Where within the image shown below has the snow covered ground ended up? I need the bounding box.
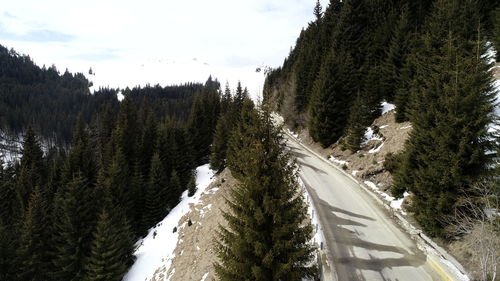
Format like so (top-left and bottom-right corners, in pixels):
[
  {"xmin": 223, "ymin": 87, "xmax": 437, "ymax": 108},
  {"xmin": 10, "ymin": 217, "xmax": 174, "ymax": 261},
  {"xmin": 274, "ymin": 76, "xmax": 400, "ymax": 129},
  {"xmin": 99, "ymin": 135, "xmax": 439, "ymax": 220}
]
[{"xmin": 123, "ymin": 164, "xmax": 216, "ymax": 281}]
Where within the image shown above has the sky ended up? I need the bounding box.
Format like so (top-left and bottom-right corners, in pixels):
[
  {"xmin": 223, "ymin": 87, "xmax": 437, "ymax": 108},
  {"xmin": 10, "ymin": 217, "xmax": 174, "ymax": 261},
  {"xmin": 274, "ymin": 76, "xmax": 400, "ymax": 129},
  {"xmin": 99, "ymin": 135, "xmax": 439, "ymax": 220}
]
[{"xmin": 0, "ymin": 0, "xmax": 328, "ymax": 100}]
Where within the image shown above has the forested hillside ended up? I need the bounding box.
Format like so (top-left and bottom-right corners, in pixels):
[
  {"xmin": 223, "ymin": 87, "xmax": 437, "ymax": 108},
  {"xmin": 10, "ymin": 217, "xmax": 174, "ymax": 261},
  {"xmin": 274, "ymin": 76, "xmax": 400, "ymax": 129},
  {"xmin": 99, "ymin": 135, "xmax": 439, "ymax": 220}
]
[
  {"xmin": 0, "ymin": 45, "xmax": 219, "ymax": 147},
  {"xmin": 264, "ymin": 0, "xmax": 499, "ymax": 237},
  {"xmin": 0, "ymin": 47, "xmax": 226, "ymax": 279}
]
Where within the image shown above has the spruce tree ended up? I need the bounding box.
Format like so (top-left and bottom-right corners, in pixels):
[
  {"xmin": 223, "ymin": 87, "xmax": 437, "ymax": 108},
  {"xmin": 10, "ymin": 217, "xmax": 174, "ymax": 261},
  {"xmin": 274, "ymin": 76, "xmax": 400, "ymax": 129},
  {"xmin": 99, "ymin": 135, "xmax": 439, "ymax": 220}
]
[
  {"xmin": 139, "ymin": 110, "xmax": 158, "ymax": 177},
  {"xmin": 226, "ymin": 98, "xmax": 258, "ymax": 180},
  {"xmin": 187, "ymin": 171, "xmax": 197, "ymax": 197},
  {"xmin": 313, "ymin": 0, "xmax": 323, "ymax": 20},
  {"xmin": 393, "ymin": 31, "xmax": 496, "ymax": 236},
  {"xmin": 17, "ymin": 126, "xmax": 46, "ymax": 209},
  {"xmin": 17, "ymin": 187, "xmax": 50, "ymax": 281},
  {"xmin": 130, "ymin": 161, "xmax": 146, "ymax": 237},
  {"xmin": 50, "ymin": 175, "xmax": 95, "ymax": 281},
  {"xmin": 210, "ymin": 113, "xmax": 231, "ymax": 172},
  {"xmin": 0, "ymin": 220, "xmax": 15, "ymax": 281},
  {"xmin": 215, "ymin": 108, "xmax": 316, "ymax": 281},
  {"xmin": 107, "ymin": 148, "xmax": 134, "ymax": 226},
  {"xmin": 380, "ymin": 6, "xmax": 412, "ymax": 102},
  {"xmin": 168, "ymin": 170, "xmax": 182, "ymax": 209},
  {"xmin": 172, "ymin": 127, "xmax": 195, "ymax": 187},
  {"xmin": 343, "ymin": 93, "xmax": 370, "ymax": 152},
  {"xmin": 143, "ymin": 153, "xmax": 166, "ymax": 230},
  {"xmin": 493, "ymin": 6, "xmax": 500, "ymax": 61},
  {"xmin": 62, "ymin": 116, "xmax": 97, "ymax": 185},
  {"xmin": 188, "ymin": 90, "xmax": 220, "ymax": 165},
  {"xmin": 114, "ymin": 97, "xmax": 138, "ymax": 168},
  {"xmin": 0, "ymin": 175, "xmax": 21, "ymax": 226},
  {"xmin": 308, "ymin": 50, "xmax": 356, "ymax": 147},
  {"xmin": 84, "ymin": 210, "xmax": 128, "ymax": 281}
]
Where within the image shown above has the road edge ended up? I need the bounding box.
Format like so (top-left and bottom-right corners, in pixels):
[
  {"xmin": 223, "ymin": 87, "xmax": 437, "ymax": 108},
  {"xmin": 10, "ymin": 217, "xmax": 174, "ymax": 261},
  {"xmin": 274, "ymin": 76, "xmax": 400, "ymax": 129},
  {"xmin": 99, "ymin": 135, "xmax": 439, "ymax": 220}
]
[{"xmin": 284, "ymin": 131, "xmax": 470, "ymax": 281}]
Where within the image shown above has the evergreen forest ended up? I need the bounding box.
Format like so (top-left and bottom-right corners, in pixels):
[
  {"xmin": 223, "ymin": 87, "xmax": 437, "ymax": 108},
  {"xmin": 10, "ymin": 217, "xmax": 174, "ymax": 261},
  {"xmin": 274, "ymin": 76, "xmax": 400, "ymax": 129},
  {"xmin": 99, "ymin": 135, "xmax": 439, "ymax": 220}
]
[
  {"xmin": 0, "ymin": 47, "xmax": 227, "ymax": 280},
  {"xmin": 264, "ymin": 0, "xmax": 499, "ymax": 237}
]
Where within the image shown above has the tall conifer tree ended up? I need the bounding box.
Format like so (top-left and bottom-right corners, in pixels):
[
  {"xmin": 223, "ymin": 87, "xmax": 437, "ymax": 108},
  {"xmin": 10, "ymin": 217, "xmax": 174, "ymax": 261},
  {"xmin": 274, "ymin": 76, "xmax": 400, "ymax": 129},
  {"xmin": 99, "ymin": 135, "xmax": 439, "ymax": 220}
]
[
  {"xmin": 215, "ymin": 108, "xmax": 316, "ymax": 280},
  {"xmin": 17, "ymin": 188, "xmax": 50, "ymax": 281},
  {"xmin": 84, "ymin": 210, "xmax": 128, "ymax": 281},
  {"xmin": 393, "ymin": 1, "xmax": 496, "ymax": 235}
]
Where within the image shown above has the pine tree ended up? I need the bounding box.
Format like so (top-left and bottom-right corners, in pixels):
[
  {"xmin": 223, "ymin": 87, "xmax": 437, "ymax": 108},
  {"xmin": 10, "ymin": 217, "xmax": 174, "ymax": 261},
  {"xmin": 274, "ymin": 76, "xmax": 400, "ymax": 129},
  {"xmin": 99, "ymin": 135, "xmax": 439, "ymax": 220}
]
[
  {"xmin": 143, "ymin": 153, "xmax": 167, "ymax": 230},
  {"xmin": 84, "ymin": 210, "xmax": 128, "ymax": 281},
  {"xmin": 215, "ymin": 108, "xmax": 317, "ymax": 280},
  {"xmin": 17, "ymin": 188, "xmax": 50, "ymax": 281},
  {"xmin": 187, "ymin": 171, "xmax": 197, "ymax": 197},
  {"xmin": 393, "ymin": 30, "xmax": 496, "ymax": 236}
]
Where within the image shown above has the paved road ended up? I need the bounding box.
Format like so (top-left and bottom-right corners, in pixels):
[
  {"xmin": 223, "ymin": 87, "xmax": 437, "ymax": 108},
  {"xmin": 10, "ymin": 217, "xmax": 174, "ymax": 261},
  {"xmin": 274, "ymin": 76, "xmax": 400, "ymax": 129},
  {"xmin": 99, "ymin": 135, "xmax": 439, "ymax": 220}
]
[{"xmin": 286, "ymin": 137, "xmax": 443, "ymax": 281}]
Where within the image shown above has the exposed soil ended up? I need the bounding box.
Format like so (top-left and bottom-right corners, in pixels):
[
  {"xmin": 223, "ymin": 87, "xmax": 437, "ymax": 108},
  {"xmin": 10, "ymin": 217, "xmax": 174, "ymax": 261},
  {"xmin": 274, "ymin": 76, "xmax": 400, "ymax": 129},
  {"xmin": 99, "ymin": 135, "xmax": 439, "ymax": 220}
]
[
  {"xmin": 149, "ymin": 169, "xmax": 237, "ymax": 281},
  {"xmin": 296, "ymin": 110, "xmax": 411, "ymax": 194}
]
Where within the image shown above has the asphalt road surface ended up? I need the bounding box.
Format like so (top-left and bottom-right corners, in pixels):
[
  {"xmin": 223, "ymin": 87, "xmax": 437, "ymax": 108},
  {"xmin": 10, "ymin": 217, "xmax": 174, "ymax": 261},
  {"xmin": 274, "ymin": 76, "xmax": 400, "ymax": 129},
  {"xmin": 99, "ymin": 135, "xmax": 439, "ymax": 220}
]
[{"xmin": 286, "ymin": 137, "xmax": 443, "ymax": 281}]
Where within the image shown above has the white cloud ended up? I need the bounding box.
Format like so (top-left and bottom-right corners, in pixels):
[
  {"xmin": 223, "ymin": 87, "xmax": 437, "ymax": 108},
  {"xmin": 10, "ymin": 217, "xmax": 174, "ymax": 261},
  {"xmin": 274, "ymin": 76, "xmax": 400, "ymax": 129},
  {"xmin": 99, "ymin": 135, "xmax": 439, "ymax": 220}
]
[{"xmin": 0, "ymin": 0, "xmax": 329, "ymax": 98}]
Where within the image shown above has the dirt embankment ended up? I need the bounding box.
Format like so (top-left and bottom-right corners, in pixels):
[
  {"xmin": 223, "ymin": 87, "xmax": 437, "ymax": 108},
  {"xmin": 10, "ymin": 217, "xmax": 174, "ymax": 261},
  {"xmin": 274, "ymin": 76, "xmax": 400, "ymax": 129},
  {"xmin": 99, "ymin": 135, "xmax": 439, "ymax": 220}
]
[
  {"xmin": 150, "ymin": 168, "xmax": 237, "ymax": 281},
  {"xmin": 296, "ymin": 110, "xmax": 411, "ymax": 194}
]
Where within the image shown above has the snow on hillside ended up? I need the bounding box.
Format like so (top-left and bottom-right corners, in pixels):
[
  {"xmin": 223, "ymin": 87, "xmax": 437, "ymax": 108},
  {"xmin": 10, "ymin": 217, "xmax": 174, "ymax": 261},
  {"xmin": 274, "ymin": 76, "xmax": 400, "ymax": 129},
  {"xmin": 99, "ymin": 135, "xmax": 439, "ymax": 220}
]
[
  {"xmin": 0, "ymin": 132, "xmax": 23, "ymax": 165},
  {"xmin": 362, "ymin": 127, "xmax": 383, "ymax": 146},
  {"xmin": 123, "ymin": 164, "xmax": 215, "ymax": 281},
  {"xmin": 381, "ymin": 101, "xmax": 396, "ymax": 115},
  {"xmin": 87, "ymin": 58, "xmax": 266, "ymax": 101}
]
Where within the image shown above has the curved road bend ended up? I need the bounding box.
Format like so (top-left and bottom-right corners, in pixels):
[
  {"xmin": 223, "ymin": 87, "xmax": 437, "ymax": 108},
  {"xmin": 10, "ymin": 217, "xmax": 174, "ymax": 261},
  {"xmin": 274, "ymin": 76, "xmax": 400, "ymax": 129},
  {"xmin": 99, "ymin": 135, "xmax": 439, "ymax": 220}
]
[{"xmin": 286, "ymin": 137, "xmax": 443, "ymax": 281}]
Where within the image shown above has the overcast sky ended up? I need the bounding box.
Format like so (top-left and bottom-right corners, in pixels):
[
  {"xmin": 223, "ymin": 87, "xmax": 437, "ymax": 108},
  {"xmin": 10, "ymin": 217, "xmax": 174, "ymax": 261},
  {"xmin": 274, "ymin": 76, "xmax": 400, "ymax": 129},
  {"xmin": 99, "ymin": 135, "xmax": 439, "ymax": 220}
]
[{"xmin": 0, "ymin": 0, "xmax": 328, "ymax": 99}]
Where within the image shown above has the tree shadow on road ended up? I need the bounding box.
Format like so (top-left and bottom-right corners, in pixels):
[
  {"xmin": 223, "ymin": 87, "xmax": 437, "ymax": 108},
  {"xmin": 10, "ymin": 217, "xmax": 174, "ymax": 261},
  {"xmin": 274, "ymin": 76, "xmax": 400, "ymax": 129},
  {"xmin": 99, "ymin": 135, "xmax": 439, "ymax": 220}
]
[{"xmin": 306, "ymin": 184, "xmax": 427, "ymax": 281}]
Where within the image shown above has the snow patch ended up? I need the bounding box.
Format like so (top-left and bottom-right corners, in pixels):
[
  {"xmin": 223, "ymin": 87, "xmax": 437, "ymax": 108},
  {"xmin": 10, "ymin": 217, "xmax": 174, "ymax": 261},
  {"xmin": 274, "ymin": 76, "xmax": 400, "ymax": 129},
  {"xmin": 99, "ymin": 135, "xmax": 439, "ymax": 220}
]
[
  {"xmin": 368, "ymin": 142, "xmax": 384, "ymax": 154},
  {"xmin": 123, "ymin": 164, "xmax": 216, "ymax": 281},
  {"xmin": 379, "ymin": 125, "xmax": 388, "ymax": 129},
  {"xmin": 399, "ymin": 125, "xmax": 412, "ymax": 130},
  {"xmin": 286, "ymin": 128, "xmax": 299, "ymax": 139},
  {"xmin": 200, "ymin": 272, "xmax": 209, "ymax": 281},
  {"xmin": 440, "ymin": 258, "xmax": 470, "ymax": 281},
  {"xmin": 484, "ymin": 42, "xmax": 497, "ymax": 65},
  {"xmin": 329, "ymin": 156, "xmax": 348, "ymax": 166},
  {"xmin": 364, "ymin": 181, "xmax": 409, "ymax": 215},
  {"xmin": 362, "ymin": 127, "xmax": 383, "ymax": 146},
  {"xmin": 271, "ymin": 113, "xmax": 285, "ymax": 126},
  {"xmin": 351, "ymin": 170, "xmax": 360, "ymax": 176},
  {"xmin": 381, "ymin": 101, "xmax": 396, "ymax": 115}
]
